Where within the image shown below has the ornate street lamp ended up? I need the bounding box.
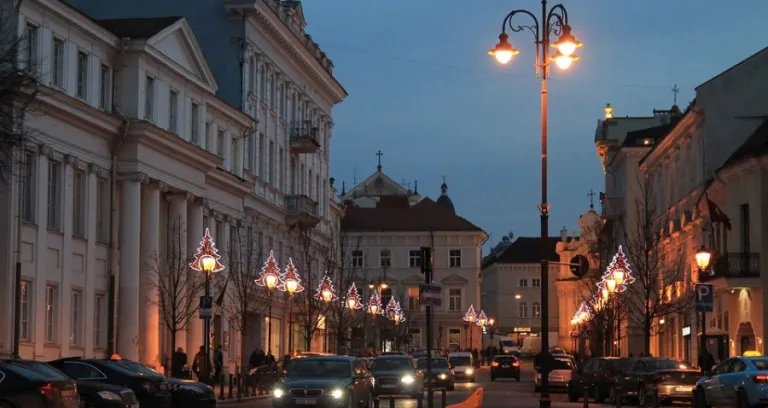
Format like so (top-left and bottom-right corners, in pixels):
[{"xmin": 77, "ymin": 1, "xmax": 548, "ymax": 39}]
[
  {"xmin": 346, "ymin": 283, "xmax": 363, "ymax": 311},
  {"xmin": 255, "ymin": 251, "xmax": 281, "ymax": 354},
  {"xmin": 488, "ymin": 3, "xmax": 581, "ymax": 405},
  {"xmin": 463, "ymin": 305, "xmax": 478, "ymax": 349},
  {"xmin": 315, "ymin": 275, "xmax": 336, "ymax": 353},
  {"xmin": 695, "ymin": 245, "xmax": 713, "ymax": 274},
  {"xmin": 278, "ymin": 258, "xmax": 304, "ymax": 353}
]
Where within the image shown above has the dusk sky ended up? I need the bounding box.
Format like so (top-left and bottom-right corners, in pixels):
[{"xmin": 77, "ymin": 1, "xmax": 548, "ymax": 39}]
[{"xmin": 302, "ymin": 1, "xmax": 768, "ymax": 250}]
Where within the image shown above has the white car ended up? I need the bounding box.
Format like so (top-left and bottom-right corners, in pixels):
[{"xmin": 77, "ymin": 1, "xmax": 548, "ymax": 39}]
[
  {"xmin": 535, "ymin": 357, "xmax": 574, "ymax": 392},
  {"xmin": 448, "ymin": 352, "xmax": 475, "ymax": 382}
]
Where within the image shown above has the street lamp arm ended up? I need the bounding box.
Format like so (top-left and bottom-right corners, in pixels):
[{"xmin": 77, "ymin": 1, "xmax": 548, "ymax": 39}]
[
  {"xmin": 501, "ymin": 9, "xmax": 541, "ymax": 42},
  {"xmin": 545, "ymin": 4, "xmax": 569, "ymax": 38}
]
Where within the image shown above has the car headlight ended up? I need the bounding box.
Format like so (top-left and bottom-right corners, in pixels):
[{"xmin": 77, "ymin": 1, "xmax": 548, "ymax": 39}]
[
  {"xmin": 401, "ymin": 375, "xmax": 415, "ymax": 384},
  {"xmin": 97, "ymin": 391, "xmax": 122, "ymax": 401},
  {"xmin": 330, "ymin": 389, "xmax": 344, "ymax": 399},
  {"xmin": 439, "ymin": 374, "xmax": 447, "ymax": 380},
  {"xmin": 466, "ymin": 368, "xmax": 474, "ymax": 375},
  {"xmin": 273, "ymin": 388, "xmax": 285, "ymax": 398}
]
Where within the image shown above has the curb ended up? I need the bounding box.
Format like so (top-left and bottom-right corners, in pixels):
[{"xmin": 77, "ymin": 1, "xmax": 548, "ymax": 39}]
[{"xmin": 217, "ymin": 395, "xmax": 270, "ymax": 405}]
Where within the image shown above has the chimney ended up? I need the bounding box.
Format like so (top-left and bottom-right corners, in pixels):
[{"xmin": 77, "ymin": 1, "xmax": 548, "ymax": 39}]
[{"xmin": 560, "ymin": 226, "xmax": 568, "ymax": 241}]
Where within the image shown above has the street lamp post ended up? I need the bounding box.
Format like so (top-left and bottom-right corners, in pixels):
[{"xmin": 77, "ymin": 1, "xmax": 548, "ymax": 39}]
[
  {"xmin": 190, "ymin": 229, "xmax": 225, "ymax": 384},
  {"xmin": 255, "ymin": 251, "xmax": 281, "ymax": 354},
  {"xmin": 488, "ymin": 4, "xmax": 581, "ymax": 407},
  {"xmin": 463, "ymin": 305, "xmax": 478, "ymax": 349},
  {"xmin": 476, "ymin": 310, "xmax": 488, "ymax": 360},
  {"xmin": 278, "ymin": 259, "xmax": 304, "ymax": 356},
  {"xmin": 315, "ymin": 274, "xmax": 337, "ymax": 353},
  {"xmin": 695, "ymin": 246, "xmax": 713, "ymax": 357}
]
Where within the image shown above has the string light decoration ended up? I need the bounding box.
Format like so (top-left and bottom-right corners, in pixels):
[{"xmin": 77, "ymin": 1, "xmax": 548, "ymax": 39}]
[
  {"xmin": 345, "ymin": 282, "xmax": 363, "ymax": 311},
  {"xmin": 397, "ymin": 307, "xmax": 406, "ymax": 323},
  {"xmin": 476, "ymin": 310, "xmax": 488, "ymax": 327},
  {"xmin": 255, "ymin": 250, "xmax": 281, "ymax": 290},
  {"xmin": 385, "ymin": 296, "xmax": 399, "ymax": 319},
  {"xmin": 189, "ymin": 228, "xmax": 226, "ymax": 273},
  {"xmin": 392, "ymin": 301, "xmax": 405, "ymax": 325},
  {"xmin": 603, "ymin": 245, "xmax": 635, "ymax": 290},
  {"xmin": 314, "ymin": 274, "xmax": 337, "ymax": 303},
  {"xmin": 463, "ymin": 305, "xmax": 478, "ymax": 323},
  {"xmin": 570, "ymin": 301, "xmax": 592, "ymax": 325},
  {"xmin": 277, "ymin": 258, "xmax": 305, "ymax": 295},
  {"xmin": 367, "ymin": 291, "xmax": 383, "ymax": 316}
]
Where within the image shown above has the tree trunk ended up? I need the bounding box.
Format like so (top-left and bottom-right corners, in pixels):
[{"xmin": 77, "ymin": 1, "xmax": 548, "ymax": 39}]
[
  {"xmin": 240, "ymin": 314, "xmax": 249, "ymax": 377},
  {"xmin": 304, "ymin": 330, "xmax": 311, "ymax": 352},
  {"xmin": 170, "ymin": 330, "xmax": 177, "ymax": 377},
  {"xmin": 336, "ymin": 313, "xmax": 344, "ymax": 354},
  {"xmin": 644, "ymin": 317, "xmax": 652, "ymax": 355}
]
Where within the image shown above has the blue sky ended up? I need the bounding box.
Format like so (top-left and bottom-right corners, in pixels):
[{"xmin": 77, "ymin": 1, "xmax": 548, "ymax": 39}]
[{"xmin": 301, "ymin": 0, "xmax": 768, "ymax": 250}]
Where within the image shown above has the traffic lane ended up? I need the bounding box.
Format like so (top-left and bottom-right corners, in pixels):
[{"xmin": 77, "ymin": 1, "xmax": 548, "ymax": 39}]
[{"xmin": 483, "ymin": 359, "xmax": 580, "ymax": 408}]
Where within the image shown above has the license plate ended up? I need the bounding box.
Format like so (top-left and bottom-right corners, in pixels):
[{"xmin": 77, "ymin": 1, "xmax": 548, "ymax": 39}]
[
  {"xmin": 60, "ymin": 390, "xmax": 74, "ymax": 397},
  {"xmin": 501, "ymin": 364, "xmax": 510, "ymax": 367},
  {"xmin": 381, "ymin": 384, "xmax": 397, "ymax": 389},
  {"xmin": 675, "ymin": 386, "xmax": 693, "ymax": 393},
  {"xmin": 550, "ymin": 377, "xmax": 563, "ymax": 382},
  {"xmin": 296, "ymin": 398, "xmax": 317, "ymax": 405}
]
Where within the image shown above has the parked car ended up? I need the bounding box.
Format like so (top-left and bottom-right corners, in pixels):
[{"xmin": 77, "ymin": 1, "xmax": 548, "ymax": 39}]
[
  {"xmin": 416, "ymin": 357, "xmax": 454, "ymax": 391},
  {"xmin": 694, "ymin": 356, "xmax": 768, "ymax": 408},
  {"xmin": 0, "ymin": 360, "xmax": 79, "ymax": 408},
  {"xmin": 272, "ymin": 356, "xmax": 373, "ymax": 408},
  {"xmin": 370, "ymin": 355, "xmax": 423, "ymax": 398},
  {"xmin": 49, "ymin": 357, "xmax": 172, "ymax": 408},
  {"xmin": 166, "ymin": 378, "xmax": 217, "ymax": 408},
  {"xmin": 613, "ymin": 358, "xmax": 700, "ymax": 406},
  {"xmin": 490, "ymin": 355, "xmax": 521, "ymax": 382},
  {"xmin": 535, "ymin": 357, "xmax": 574, "ymax": 392},
  {"xmin": 447, "ymin": 352, "xmax": 475, "ymax": 383},
  {"xmin": 567, "ymin": 357, "xmax": 633, "ymax": 403}
]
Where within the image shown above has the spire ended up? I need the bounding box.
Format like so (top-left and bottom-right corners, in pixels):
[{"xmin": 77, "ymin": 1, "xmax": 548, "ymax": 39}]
[
  {"xmin": 440, "ymin": 175, "xmax": 448, "ymax": 195},
  {"xmin": 414, "ymin": 180, "xmax": 418, "ymax": 195},
  {"xmin": 340, "ymin": 181, "xmax": 346, "ymax": 196},
  {"xmin": 588, "ymin": 189, "xmax": 596, "ymax": 210},
  {"xmin": 376, "ymin": 150, "xmax": 383, "ymax": 172}
]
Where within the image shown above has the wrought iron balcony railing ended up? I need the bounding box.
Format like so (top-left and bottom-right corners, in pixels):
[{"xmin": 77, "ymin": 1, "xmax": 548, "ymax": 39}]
[{"xmin": 700, "ymin": 252, "xmax": 760, "ymax": 282}]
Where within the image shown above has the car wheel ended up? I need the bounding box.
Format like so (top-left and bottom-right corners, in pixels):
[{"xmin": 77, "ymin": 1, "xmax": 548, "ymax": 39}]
[{"xmin": 638, "ymin": 386, "xmax": 648, "ymax": 407}]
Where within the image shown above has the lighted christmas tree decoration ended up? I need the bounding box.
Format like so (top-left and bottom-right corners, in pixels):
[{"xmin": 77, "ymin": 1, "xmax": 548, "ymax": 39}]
[
  {"xmin": 463, "ymin": 304, "xmax": 478, "ymax": 323},
  {"xmin": 255, "ymin": 250, "xmax": 281, "ymax": 290},
  {"xmin": 476, "ymin": 310, "xmax": 488, "ymax": 327},
  {"xmin": 345, "ymin": 282, "xmax": 363, "ymax": 311},
  {"xmin": 571, "ymin": 301, "xmax": 592, "ymax": 325},
  {"xmin": 385, "ymin": 296, "xmax": 399, "ymax": 319},
  {"xmin": 606, "ymin": 245, "xmax": 635, "ymax": 289},
  {"xmin": 190, "ymin": 228, "xmax": 226, "ymax": 273},
  {"xmin": 278, "ymin": 258, "xmax": 305, "ymax": 296},
  {"xmin": 392, "ymin": 302, "xmax": 404, "ymax": 325},
  {"xmin": 367, "ymin": 292, "xmax": 383, "ymax": 316},
  {"xmin": 314, "ymin": 274, "xmax": 337, "ymax": 303},
  {"xmin": 397, "ymin": 307, "xmax": 406, "ymax": 324}
]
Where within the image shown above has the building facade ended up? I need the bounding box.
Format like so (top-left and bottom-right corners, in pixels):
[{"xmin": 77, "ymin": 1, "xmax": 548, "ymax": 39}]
[
  {"xmin": 339, "ymin": 168, "xmax": 487, "ymax": 352},
  {"xmin": 0, "ymin": 0, "xmax": 346, "ymax": 372}
]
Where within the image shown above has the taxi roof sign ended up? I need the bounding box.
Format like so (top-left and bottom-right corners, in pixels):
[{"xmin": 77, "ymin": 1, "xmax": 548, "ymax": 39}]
[
  {"xmin": 743, "ymin": 350, "xmax": 762, "ymax": 357},
  {"xmin": 110, "ymin": 353, "xmax": 122, "ymax": 360}
]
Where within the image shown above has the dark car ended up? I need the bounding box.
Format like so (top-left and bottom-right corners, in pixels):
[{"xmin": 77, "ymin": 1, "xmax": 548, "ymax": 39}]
[
  {"xmin": 167, "ymin": 378, "xmax": 217, "ymax": 408},
  {"xmin": 613, "ymin": 358, "xmax": 700, "ymax": 406},
  {"xmin": 416, "ymin": 358, "xmax": 454, "ymax": 391},
  {"xmin": 272, "ymin": 356, "xmax": 373, "ymax": 408},
  {"xmin": 0, "ymin": 360, "xmax": 79, "ymax": 408},
  {"xmin": 567, "ymin": 357, "xmax": 634, "ymax": 403},
  {"xmin": 369, "ymin": 356, "xmax": 423, "ymax": 398},
  {"xmin": 49, "ymin": 357, "xmax": 172, "ymax": 408},
  {"xmin": 490, "ymin": 355, "xmax": 521, "ymax": 382}
]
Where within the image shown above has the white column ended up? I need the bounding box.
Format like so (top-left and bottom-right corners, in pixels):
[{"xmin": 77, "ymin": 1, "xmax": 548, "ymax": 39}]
[
  {"xmin": 186, "ymin": 200, "xmax": 204, "ymax": 355},
  {"xmin": 140, "ymin": 182, "xmax": 162, "ymax": 368},
  {"xmin": 118, "ymin": 178, "xmax": 142, "ymax": 361},
  {"xmin": 168, "ymin": 194, "xmax": 188, "ymax": 352},
  {"xmin": 33, "ymin": 152, "xmax": 49, "ymax": 358}
]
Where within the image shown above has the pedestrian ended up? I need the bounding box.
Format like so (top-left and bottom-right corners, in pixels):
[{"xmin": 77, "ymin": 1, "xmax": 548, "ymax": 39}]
[
  {"xmin": 172, "ymin": 347, "xmax": 187, "ymax": 378},
  {"xmin": 193, "ymin": 346, "xmax": 212, "ymax": 384},
  {"xmin": 698, "ymin": 348, "xmax": 715, "ymax": 373},
  {"xmin": 213, "ymin": 345, "xmax": 224, "ymax": 384}
]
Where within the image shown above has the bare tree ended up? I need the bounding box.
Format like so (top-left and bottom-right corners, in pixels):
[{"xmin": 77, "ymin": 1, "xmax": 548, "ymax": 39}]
[
  {"xmin": 292, "ymin": 227, "xmax": 331, "ymax": 352},
  {"xmin": 147, "ymin": 217, "xmax": 204, "ymax": 375},
  {"xmin": 325, "ymin": 220, "xmax": 363, "ymax": 354},
  {"xmin": 0, "ymin": 2, "xmax": 41, "ymax": 183},
  {"xmin": 622, "ymin": 176, "xmax": 692, "ymax": 354},
  {"xmin": 220, "ymin": 224, "xmax": 267, "ymax": 376}
]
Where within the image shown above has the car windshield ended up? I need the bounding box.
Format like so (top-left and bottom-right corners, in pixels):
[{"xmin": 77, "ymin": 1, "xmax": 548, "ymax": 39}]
[
  {"xmin": 416, "ymin": 358, "xmax": 448, "ymax": 369},
  {"xmin": 12, "ymin": 361, "xmax": 69, "ymax": 380},
  {"xmin": 649, "ymin": 359, "xmax": 690, "ymax": 370},
  {"xmin": 371, "ymin": 358, "xmax": 413, "ymax": 371},
  {"xmin": 751, "ymin": 359, "xmax": 768, "ymax": 370},
  {"xmin": 448, "ymin": 356, "xmax": 471, "ymax": 367},
  {"xmin": 552, "ymin": 359, "xmax": 574, "ymax": 370},
  {"xmin": 286, "ymin": 360, "xmax": 351, "ymax": 378},
  {"xmin": 110, "ymin": 361, "xmax": 165, "ymax": 379},
  {"xmin": 495, "ymin": 357, "xmax": 518, "ymax": 363},
  {"xmin": 608, "ymin": 359, "xmax": 635, "ymax": 371}
]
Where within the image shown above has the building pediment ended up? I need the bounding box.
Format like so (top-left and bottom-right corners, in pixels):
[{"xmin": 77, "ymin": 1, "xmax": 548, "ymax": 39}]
[
  {"xmin": 441, "ymin": 274, "xmax": 468, "ymax": 285},
  {"xmin": 342, "ymin": 170, "xmax": 415, "ymax": 200},
  {"xmin": 401, "ymin": 274, "xmax": 424, "ymax": 285}
]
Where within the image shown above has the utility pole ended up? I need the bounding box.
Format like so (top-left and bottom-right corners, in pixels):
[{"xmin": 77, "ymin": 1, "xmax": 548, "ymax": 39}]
[{"xmin": 421, "ymin": 246, "xmax": 434, "ymax": 408}]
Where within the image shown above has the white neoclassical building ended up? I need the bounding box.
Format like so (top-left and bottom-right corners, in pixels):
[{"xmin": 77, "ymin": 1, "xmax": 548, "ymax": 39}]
[{"xmin": 0, "ymin": 0, "xmax": 346, "ymax": 373}]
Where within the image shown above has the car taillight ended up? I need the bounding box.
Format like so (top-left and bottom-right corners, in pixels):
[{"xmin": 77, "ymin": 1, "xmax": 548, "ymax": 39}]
[
  {"xmin": 652, "ymin": 374, "xmax": 671, "ymax": 383},
  {"xmin": 492, "ymin": 362, "xmax": 499, "ymax": 367},
  {"xmin": 513, "ymin": 361, "xmax": 520, "ymax": 367},
  {"xmin": 39, "ymin": 384, "xmax": 57, "ymax": 399},
  {"xmin": 753, "ymin": 374, "xmax": 768, "ymax": 383}
]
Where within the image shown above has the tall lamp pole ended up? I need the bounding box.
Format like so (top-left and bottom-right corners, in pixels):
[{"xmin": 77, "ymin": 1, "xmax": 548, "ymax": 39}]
[
  {"xmin": 255, "ymin": 251, "xmax": 281, "ymax": 354},
  {"xmin": 190, "ymin": 229, "xmax": 225, "ymax": 384},
  {"xmin": 279, "ymin": 259, "xmax": 304, "ymax": 355},
  {"xmin": 695, "ymin": 246, "xmax": 713, "ymax": 356},
  {"xmin": 488, "ymin": 2, "xmax": 582, "ymax": 406}
]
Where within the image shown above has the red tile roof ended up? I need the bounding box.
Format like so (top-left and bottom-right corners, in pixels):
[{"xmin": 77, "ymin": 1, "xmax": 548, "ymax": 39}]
[{"xmin": 341, "ymin": 198, "xmax": 484, "ymax": 233}]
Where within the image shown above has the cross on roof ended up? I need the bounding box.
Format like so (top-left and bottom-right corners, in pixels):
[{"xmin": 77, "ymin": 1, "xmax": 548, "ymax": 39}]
[
  {"xmin": 376, "ymin": 150, "xmax": 383, "ymax": 172},
  {"xmin": 672, "ymin": 84, "xmax": 680, "ymax": 105},
  {"xmin": 587, "ymin": 189, "xmax": 596, "ymax": 209},
  {"xmin": 442, "ymin": 175, "xmax": 446, "ymax": 184}
]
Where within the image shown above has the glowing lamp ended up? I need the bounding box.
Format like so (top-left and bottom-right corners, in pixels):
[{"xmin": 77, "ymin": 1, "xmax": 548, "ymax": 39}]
[
  {"xmin": 265, "ymin": 273, "xmax": 279, "ymax": 290},
  {"xmin": 489, "ymin": 33, "xmax": 519, "ymax": 65},
  {"xmin": 613, "ymin": 269, "xmax": 625, "ymax": 286},
  {"xmin": 551, "ymin": 25, "xmax": 582, "ymax": 57},
  {"xmin": 601, "ymin": 288, "xmax": 609, "ymax": 299},
  {"xmin": 394, "ymin": 313, "xmax": 401, "ymax": 324},
  {"xmin": 488, "ymin": 318, "xmax": 495, "ymax": 326},
  {"xmin": 347, "ymin": 297, "xmax": 359, "ymax": 310},
  {"xmin": 695, "ymin": 246, "xmax": 712, "ymax": 272},
  {"xmin": 380, "ymin": 282, "xmax": 389, "ymax": 290},
  {"xmin": 200, "ymin": 255, "xmax": 216, "ymax": 273},
  {"xmin": 606, "ymin": 278, "xmax": 617, "ymax": 293},
  {"xmin": 285, "ymin": 278, "xmax": 298, "ymax": 295},
  {"xmin": 321, "ymin": 288, "xmax": 333, "ymax": 303},
  {"xmin": 551, "ymin": 51, "xmax": 578, "ymax": 70},
  {"xmin": 370, "ymin": 304, "xmax": 379, "ymax": 315}
]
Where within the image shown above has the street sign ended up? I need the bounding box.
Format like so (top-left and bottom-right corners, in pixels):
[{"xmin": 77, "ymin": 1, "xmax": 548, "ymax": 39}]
[
  {"xmin": 199, "ymin": 295, "xmax": 213, "ymax": 319},
  {"xmin": 419, "ymin": 284, "xmax": 442, "ymax": 307},
  {"xmin": 570, "ymin": 255, "xmax": 589, "ymax": 277},
  {"xmin": 694, "ymin": 283, "xmax": 714, "ymax": 313}
]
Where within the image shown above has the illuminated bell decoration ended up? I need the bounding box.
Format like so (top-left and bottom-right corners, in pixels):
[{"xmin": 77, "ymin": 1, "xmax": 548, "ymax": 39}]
[
  {"xmin": 255, "ymin": 250, "xmax": 281, "ymax": 290},
  {"xmin": 190, "ymin": 228, "xmax": 226, "ymax": 273},
  {"xmin": 463, "ymin": 305, "xmax": 477, "ymax": 323},
  {"xmin": 314, "ymin": 274, "xmax": 337, "ymax": 303},
  {"xmin": 277, "ymin": 258, "xmax": 304, "ymax": 295}
]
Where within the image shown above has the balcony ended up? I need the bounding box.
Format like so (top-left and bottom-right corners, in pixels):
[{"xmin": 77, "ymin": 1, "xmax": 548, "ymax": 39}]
[
  {"xmin": 285, "ymin": 195, "xmax": 319, "ymax": 228},
  {"xmin": 700, "ymin": 252, "xmax": 760, "ymax": 282},
  {"xmin": 289, "ymin": 120, "xmax": 320, "ymax": 154}
]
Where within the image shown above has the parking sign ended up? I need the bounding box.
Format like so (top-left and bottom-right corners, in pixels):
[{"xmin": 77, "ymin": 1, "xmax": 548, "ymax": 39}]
[{"xmin": 694, "ymin": 283, "xmax": 713, "ymax": 313}]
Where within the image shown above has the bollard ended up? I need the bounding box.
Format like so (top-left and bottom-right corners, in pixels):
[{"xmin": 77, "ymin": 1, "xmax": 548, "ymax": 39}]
[
  {"xmin": 389, "ymin": 395, "xmax": 395, "ymax": 408},
  {"xmin": 373, "ymin": 398, "xmax": 380, "ymax": 408},
  {"xmin": 441, "ymin": 388, "xmax": 447, "ymax": 407},
  {"xmin": 583, "ymin": 385, "xmax": 590, "ymax": 408},
  {"xmin": 614, "ymin": 385, "xmax": 621, "ymax": 408},
  {"xmin": 227, "ymin": 374, "xmax": 234, "ymax": 399}
]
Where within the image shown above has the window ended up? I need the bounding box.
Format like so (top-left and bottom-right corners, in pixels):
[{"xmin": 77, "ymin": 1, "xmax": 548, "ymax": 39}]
[
  {"xmin": 169, "ymin": 90, "xmax": 179, "ymax": 134},
  {"xmin": 76, "ymin": 51, "xmax": 88, "ymax": 99},
  {"xmin": 70, "ymin": 291, "xmax": 82, "ymax": 346},
  {"xmin": 449, "ymin": 250, "xmax": 461, "ymax": 268},
  {"xmin": 408, "ymin": 287, "xmax": 420, "ymax": 311},
  {"xmin": 99, "ymin": 64, "xmax": 111, "ymax": 110},
  {"xmin": 270, "ymin": 73, "xmax": 276, "ymax": 107},
  {"xmin": 217, "ymin": 129, "xmax": 225, "ymax": 160},
  {"xmin": 230, "ymin": 138, "xmax": 238, "ymax": 173},
  {"xmin": 532, "ymin": 301, "xmax": 541, "ymax": 318},
  {"xmin": 248, "ymin": 56, "xmax": 256, "ymax": 93},
  {"xmin": 277, "ymin": 148, "xmax": 284, "ymax": 190},
  {"xmin": 21, "ymin": 152, "xmax": 34, "ymax": 223},
  {"xmin": 409, "ymin": 250, "xmax": 421, "ymax": 268},
  {"xmin": 448, "ymin": 288, "xmax": 461, "ymax": 311},
  {"xmin": 268, "ymin": 140, "xmax": 275, "ymax": 184},
  {"xmin": 25, "ymin": 23, "xmax": 39, "ymax": 71},
  {"xmin": 190, "ymin": 102, "xmax": 200, "ymax": 143},
  {"xmin": 47, "ymin": 161, "xmax": 61, "ymax": 230},
  {"xmin": 52, "ymin": 37, "xmax": 65, "ymax": 88},
  {"xmin": 96, "ymin": 178, "xmax": 109, "ymax": 242},
  {"xmin": 205, "ymin": 122, "xmax": 212, "ymax": 150},
  {"xmin": 20, "ymin": 280, "xmax": 31, "ymax": 341},
  {"xmin": 532, "ymin": 278, "xmax": 541, "ymax": 288},
  {"xmin": 519, "ymin": 302, "xmax": 528, "ymax": 318},
  {"xmin": 519, "ymin": 278, "xmax": 528, "ymax": 288},
  {"xmin": 448, "ymin": 328, "xmax": 461, "ymax": 350},
  {"xmin": 352, "ymin": 250, "xmax": 363, "ymax": 268},
  {"xmin": 144, "ymin": 76, "xmax": 155, "ymax": 120},
  {"xmin": 45, "ymin": 285, "xmax": 58, "ymax": 343},
  {"xmin": 244, "ymin": 136, "xmax": 251, "ymax": 172},
  {"xmin": 259, "ymin": 67, "xmax": 266, "ymax": 100},
  {"xmin": 72, "ymin": 170, "xmax": 85, "ymax": 237},
  {"xmin": 258, "ymin": 133, "xmax": 265, "ymax": 176},
  {"xmin": 379, "ymin": 249, "xmax": 391, "ymax": 268},
  {"xmin": 94, "ymin": 294, "xmax": 105, "ymax": 348}
]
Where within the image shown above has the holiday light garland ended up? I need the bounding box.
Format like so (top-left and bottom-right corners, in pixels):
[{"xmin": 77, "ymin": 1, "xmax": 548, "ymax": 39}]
[
  {"xmin": 367, "ymin": 291, "xmax": 384, "ymax": 316},
  {"xmin": 189, "ymin": 228, "xmax": 226, "ymax": 273},
  {"xmin": 463, "ymin": 304, "xmax": 478, "ymax": 323},
  {"xmin": 255, "ymin": 250, "xmax": 281, "ymax": 289},
  {"xmin": 583, "ymin": 245, "xmax": 635, "ymax": 322},
  {"xmin": 314, "ymin": 274, "xmax": 337, "ymax": 302},
  {"xmin": 385, "ymin": 296, "xmax": 399, "ymax": 319},
  {"xmin": 277, "ymin": 258, "xmax": 305, "ymax": 295},
  {"xmin": 345, "ymin": 282, "xmax": 363, "ymax": 311}
]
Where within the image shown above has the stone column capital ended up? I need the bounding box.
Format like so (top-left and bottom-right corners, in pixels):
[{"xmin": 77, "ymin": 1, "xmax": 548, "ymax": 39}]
[
  {"xmin": 121, "ymin": 173, "xmax": 150, "ymax": 184},
  {"xmin": 150, "ymin": 179, "xmax": 168, "ymax": 192}
]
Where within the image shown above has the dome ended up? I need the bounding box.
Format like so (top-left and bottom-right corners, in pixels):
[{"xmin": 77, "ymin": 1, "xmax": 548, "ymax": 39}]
[
  {"xmin": 436, "ymin": 182, "xmax": 455, "ymax": 214},
  {"xmin": 578, "ymin": 209, "xmax": 601, "ymax": 244}
]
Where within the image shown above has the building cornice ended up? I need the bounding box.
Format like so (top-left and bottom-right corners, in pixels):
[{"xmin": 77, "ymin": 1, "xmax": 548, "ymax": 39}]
[
  {"xmin": 640, "ymin": 110, "xmax": 701, "ymax": 171},
  {"xmin": 206, "ymin": 168, "xmax": 254, "ymax": 197},
  {"xmin": 125, "ymin": 122, "xmax": 220, "ymax": 174},
  {"xmin": 207, "ymin": 97, "xmax": 255, "ymax": 129},
  {"xmin": 35, "ymin": 0, "xmax": 120, "ymax": 48},
  {"xmin": 35, "ymin": 87, "xmax": 122, "ymax": 138}
]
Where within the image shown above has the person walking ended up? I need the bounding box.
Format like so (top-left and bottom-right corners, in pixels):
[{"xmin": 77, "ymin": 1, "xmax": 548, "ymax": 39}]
[
  {"xmin": 213, "ymin": 345, "xmax": 224, "ymax": 384},
  {"xmin": 171, "ymin": 347, "xmax": 188, "ymax": 378}
]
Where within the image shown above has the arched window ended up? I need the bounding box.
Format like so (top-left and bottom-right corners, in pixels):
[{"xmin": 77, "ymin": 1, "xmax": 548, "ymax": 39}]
[
  {"xmin": 532, "ymin": 302, "xmax": 541, "ymax": 318},
  {"xmin": 519, "ymin": 302, "xmax": 528, "ymax": 318}
]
